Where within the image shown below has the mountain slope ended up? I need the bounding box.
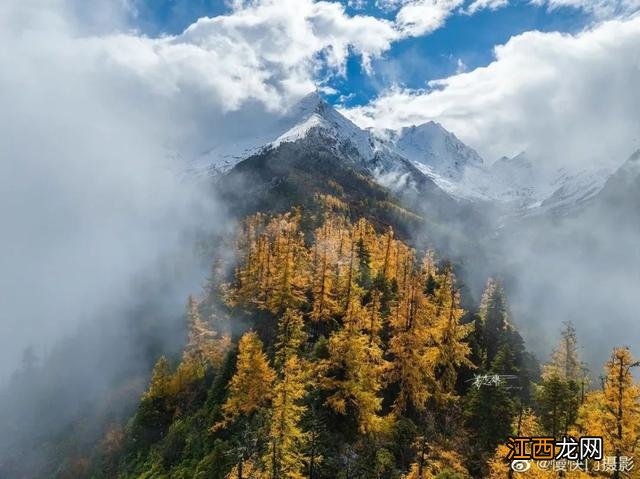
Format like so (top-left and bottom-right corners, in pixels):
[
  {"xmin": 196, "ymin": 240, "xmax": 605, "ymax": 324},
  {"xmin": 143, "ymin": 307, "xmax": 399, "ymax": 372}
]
[
  {"xmin": 195, "ymin": 93, "xmax": 613, "ymax": 220},
  {"xmin": 215, "ymin": 136, "xmax": 424, "ymax": 239}
]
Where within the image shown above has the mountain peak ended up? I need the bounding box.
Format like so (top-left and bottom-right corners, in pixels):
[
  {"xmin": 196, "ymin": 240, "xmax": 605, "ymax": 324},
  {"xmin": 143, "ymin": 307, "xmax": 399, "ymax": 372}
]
[
  {"xmin": 407, "ymin": 120, "xmax": 446, "ymax": 132},
  {"xmin": 271, "ymin": 92, "xmax": 375, "ymax": 160},
  {"xmin": 190, "ymin": 92, "xmax": 352, "ymax": 175},
  {"xmin": 289, "ymin": 91, "xmax": 327, "ymax": 117},
  {"xmin": 390, "ymin": 119, "xmax": 484, "ymax": 182}
]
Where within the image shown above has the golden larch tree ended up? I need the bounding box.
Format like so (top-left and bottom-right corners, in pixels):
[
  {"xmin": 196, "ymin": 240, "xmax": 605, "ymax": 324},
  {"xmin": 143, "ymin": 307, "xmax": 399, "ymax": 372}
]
[
  {"xmin": 309, "ymin": 220, "xmax": 341, "ymax": 324},
  {"xmin": 264, "ymin": 355, "xmax": 309, "ymax": 479},
  {"xmin": 183, "ymin": 295, "xmax": 231, "ymax": 369},
  {"xmin": 432, "ymin": 267, "xmax": 473, "ymax": 401},
  {"xmin": 387, "ymin": 270, "xmax": 439, "ymax": 413},
  {"xmin": 220, "ymin": 331, "xmax": 276, "ymax": 425},
  {"xmin": 576, "ymin": 347, "xmax": 640, "ymax": 479}
]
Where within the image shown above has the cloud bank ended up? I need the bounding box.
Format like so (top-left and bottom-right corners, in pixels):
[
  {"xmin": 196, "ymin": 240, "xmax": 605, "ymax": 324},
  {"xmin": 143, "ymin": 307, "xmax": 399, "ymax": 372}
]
[{"xmin": 343, "ymin": 16, "xmax": 640, "ymax": 170}]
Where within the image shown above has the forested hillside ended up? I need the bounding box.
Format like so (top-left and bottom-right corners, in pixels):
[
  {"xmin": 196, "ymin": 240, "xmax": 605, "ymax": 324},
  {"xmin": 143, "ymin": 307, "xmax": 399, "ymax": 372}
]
[{"xmin": 67, "ymin": 199, "xmax": 640, "ymax": 479}]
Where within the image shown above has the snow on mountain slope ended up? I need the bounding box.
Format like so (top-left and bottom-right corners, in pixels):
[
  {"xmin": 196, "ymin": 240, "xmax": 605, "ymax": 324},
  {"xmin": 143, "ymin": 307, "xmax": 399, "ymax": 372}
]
[
  {"xmin": 272, "ymin": 93, "xmax": 376, "ymax": 162},
  {"xmin": 609, "ymin": 149, "xmax": 640, "ymax": 183},
  {"xmin": 390, "ymin": 122, "xmax": 484, "ymax": 180},
  {"xmin": 192, "ymin": 92, "xmax": 614, "ymax": 215},
  {"xmin": 537, "ymin": 166, "xmax": 611, "ymax": 214},
  {"xmin": 484, "ymin": 152, "xmax": 612, "ymax": 213},
  {"xmin": 191, "ymin": 92, "xmax": 378, "ymax": 175},
  {"xmin": 372, "ymin": 122, "xmax": 495, "ymax": 201},
  {"xmin": 193, "ymin": 91, "xmax": 431, "ymax": 192}
]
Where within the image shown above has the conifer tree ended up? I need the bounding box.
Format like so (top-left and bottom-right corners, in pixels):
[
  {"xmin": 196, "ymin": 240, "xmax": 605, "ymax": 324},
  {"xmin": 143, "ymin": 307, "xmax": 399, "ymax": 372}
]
[
  {"xmin": 432, "ymin": 267, "xmax": 473, "ymax": 399},
  {"xmin": 264, "ymin": 355, "xmax": 309, "ymax": 479},
  {"xmin": 321, "ymin": 302, "xmax": 389, "ymax": 433},
  {"xmin": 231, "ymin": 212, "xmax": 309, "ymax": 314},
  {"xmin": 465, "ymin": 372, "xmax": 515, "ymax": 455},
  {"xmin": 263, "ymin": 308, "xmax": 310, "ymax": 478},
  {"xmin": 538, "ymin": 322, "xmax": 585, "ymax": 436},
  {"xmin": 275, "ymin": 308, "xmax": 306, "ymax": 368},
  {"xmin": 405, "ymin": 444, "xmax": 469, "ymax": 479},
  {"xmin": 387, "ymin": 270, "xmax": 438, "ymax": 412},
  {"xmin": 576, "ymin": 347, "xmax": 640, "ymax": 478},
  {"xmin": 144, "ymin": 355, "xmax": 172, "ymax": 400},
  {"xmin": 469, "ymin": 279, "xmax": 520, "ymax": 454},
  {"xmin": 487, "ymin": 409, "xmax": 554, "ymax": 479},
  {"xmin": 266, "ymin": 212, "xmax": 309, "ymax": 314},
  {"xmin": 543, "ymin": 321, "xmax": 584, "ymax": 382},
  {"xmin": 355, "ymin": 237, "xmax": 373, "ymax": 290},
  {"xmin": 537, "ymin": 375, "xmax": 580, "ymax": 437},
  {"xmin": 183, "ymin": 295, "xmax": 230, "ymax": 369},
  {"xmin": 476, "ymin": 279, "xmax": 536, "ymax": 400},
  {"xmin": 310, "ymin": 221, "xmax": 340, "ymax": 324},
  {"xmin": 478, "ymin": 278, "xmax": 511, "ymax": 367},
  {"xmin": 220, "ymin": 331, "xmax": 276, "ymax": 424},
  {"xmin": 233, "ymin": 213, "xmax": 266, "ymax": 306}
]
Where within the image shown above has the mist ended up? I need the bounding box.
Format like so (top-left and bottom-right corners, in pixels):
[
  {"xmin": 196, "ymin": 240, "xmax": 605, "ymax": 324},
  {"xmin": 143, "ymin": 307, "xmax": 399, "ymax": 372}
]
[
  {"xmin": 494, "ymin": 156, "xmax": 640, "ymax": 374},
  {"xmin": 0, "ymin": 0, "xmax": 232, "ymax": 472},
  {"xmin": 0, "ymin": 5, "xmax": 212, "ymax": 382}
]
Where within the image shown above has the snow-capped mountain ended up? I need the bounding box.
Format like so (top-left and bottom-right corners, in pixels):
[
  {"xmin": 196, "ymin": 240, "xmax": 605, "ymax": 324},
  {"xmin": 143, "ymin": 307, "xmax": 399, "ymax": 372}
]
[
  {"xmin": 271, "ymin": 93, "xmax": 376, "ymax": 163},
  {"xmin": 588, "ymin": 149, "xmax": 640, "ymax": 214},
  {"xmin": 194, "ymin": 92, "xmax": 431, "ymax": 192},
  {"xmin": 195, "ymin": 91, "xmax": 615, "ymax": 216},
  {"xmin": 191, "ymin": 92, "xmax": 379, "ymax": 176},
  {"xmin": 387, "ymin": 122, "xmax": 484, "ymax": 181},
  {"xmin": 376, "ymin": 121, "xmax": 494, "ymax": 201},
  {"xmin": 474, "ymin": 152, "xmax": 612, "ymax": 213},
  {"xmin": 605, "ymin": 149, "xmax": 640, "ymax": 187},
  {"xmin": 537, "ymin": 165, "xmax": 612, "ymax": 214}
]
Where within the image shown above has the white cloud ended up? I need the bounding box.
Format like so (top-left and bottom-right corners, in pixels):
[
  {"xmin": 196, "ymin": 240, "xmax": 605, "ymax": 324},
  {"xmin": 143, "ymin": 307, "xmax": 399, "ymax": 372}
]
[
  {"xmin": 343, "ymin": 17, "xmax": 640, "ymax": 171},
  {"xmin": 395, "ymin": 0, "xmax": 465, "ymax": 36},
  {"xmin": 91, "ymin": 0, "xmax": 399, "ymax": 116},
  {"xmin": 464, "ymin": 0, "xmax": 509, "ymax": 15},
  {"xmin": 380, "ymin": 0, "xmax": 640, "ymax": 25},
  {"xmin": 532, "ymin": 0, "xmax": 640, "ymax": 19},
  {"xmin": 455, "ymin": 57, "xmax": 467, "ymax": 73}
]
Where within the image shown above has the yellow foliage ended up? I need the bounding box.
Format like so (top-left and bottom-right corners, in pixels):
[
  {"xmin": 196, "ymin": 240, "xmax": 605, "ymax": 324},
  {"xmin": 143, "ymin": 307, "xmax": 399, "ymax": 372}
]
[
  {"xmin": 220, "ymin": 331, "xmax": 276, "ymax": 424},
  {"xmin": 184, "ymin": 295, "xmax": 231, "ymax": 369},
  {"xmin": 487, "ymin": 410, "xmax": 554, "ymax": 479},
  {"xmin": 315, "ymin": 193, "xmax": 348, "ymax": 212},
  {"xmin": 405, "ymin": 444, "xmax": 470, "ymax": 479},
  {"xmin": 574, "ymin": 347, "xmax": 640, "ymax": 473},
  {"xmin": 263, "ymin": 355, "xmax": 309, "ymax": 479},
  {"xmin": 224, "ymin": 460, "xmax": 259, "ymax": 479},
  {"xmin": 225, "ymin": 210, "xmax": 473, "ymax": 448},
  {"xmin": 309, "ymin": 218, "xmax": 344, "ymax": 323},
  {"xmin": 432, "ymin": 267, "xmax": 474, "ymax": 400},
  {"xmin": 321, "ymin": 319, "xmax": 390, "ymax": 434},
  {"xmin": 143, "ymin": 355, "xmax": 172, "ymax": 400},
  {"xmin": 232, "ymin": 211, "xmax": 309, "ymax": 314}
]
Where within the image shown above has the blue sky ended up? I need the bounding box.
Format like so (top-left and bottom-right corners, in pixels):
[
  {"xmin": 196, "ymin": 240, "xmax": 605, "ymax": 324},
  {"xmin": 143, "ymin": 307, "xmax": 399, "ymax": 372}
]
[
  {"xmin": 332, "ymin": 2, "xmax": 591, "ymax": 106},
  {"xmin": 130, "ymin": 0, "xmax": 592, "ymax": 107}
]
